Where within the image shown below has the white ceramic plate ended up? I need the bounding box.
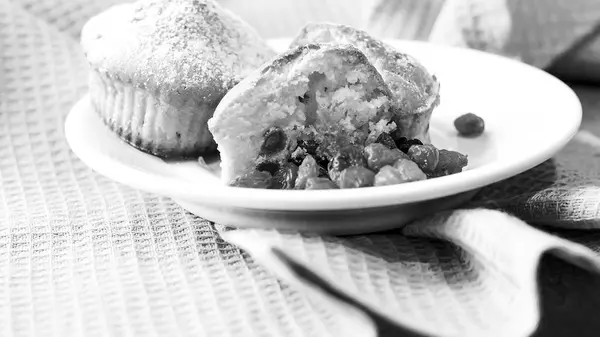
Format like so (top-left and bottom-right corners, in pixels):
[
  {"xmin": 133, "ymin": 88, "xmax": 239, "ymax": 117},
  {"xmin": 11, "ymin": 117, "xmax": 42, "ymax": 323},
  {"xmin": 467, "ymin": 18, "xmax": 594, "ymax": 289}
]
[{"xmin": 65, "ymin": 39, "xmax": 582, "ymax": 234}]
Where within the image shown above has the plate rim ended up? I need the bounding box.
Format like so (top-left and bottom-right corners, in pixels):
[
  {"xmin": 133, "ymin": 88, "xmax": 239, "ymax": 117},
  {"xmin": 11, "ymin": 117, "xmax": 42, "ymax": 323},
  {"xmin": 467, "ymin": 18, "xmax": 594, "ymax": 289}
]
[{"xmin": 65, "ymin": 39, "xmax": 583, "ymax": 211}]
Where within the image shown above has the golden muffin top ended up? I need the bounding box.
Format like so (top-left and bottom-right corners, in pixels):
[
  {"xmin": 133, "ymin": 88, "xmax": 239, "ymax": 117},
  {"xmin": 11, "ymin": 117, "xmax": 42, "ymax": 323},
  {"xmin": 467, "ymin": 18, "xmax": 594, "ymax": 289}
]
[
  {"xmin": 290, "ymin": 22, "xmax": 441, "ymax": 116},
  {"xmin": 81, "ymin": 0, "xmax": 275, "ymax": 106}
]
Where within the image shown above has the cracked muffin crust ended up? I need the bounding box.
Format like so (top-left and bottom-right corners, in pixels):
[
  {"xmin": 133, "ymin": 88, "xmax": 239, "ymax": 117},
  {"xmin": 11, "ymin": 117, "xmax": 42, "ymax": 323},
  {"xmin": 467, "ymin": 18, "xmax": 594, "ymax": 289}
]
[{"xmin": 290, "ymin": 22, "xmax": 441, "ymax": 143}]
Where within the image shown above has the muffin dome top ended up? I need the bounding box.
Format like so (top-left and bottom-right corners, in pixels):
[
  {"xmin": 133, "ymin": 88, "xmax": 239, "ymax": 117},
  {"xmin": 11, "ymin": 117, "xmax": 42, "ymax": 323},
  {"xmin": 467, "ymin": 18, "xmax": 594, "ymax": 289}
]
[
  {"xmin": 81, "ymin": 0, "xmax": 275, "ymax": 106},
  {"xmin": 290, "ymin": 22, "xmax": 440, "ymax": 116}
]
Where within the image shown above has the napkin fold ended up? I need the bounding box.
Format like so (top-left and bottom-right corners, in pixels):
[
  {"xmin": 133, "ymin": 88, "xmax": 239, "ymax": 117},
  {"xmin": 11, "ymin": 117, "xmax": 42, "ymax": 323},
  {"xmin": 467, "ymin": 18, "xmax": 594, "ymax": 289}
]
[
  {"xmin": 2, "ymin": 0, "xmax": 600, "ymax": 337},
  {"xmin": 470, "ymin": 140, "xmax": 600, "ymax": 229}
]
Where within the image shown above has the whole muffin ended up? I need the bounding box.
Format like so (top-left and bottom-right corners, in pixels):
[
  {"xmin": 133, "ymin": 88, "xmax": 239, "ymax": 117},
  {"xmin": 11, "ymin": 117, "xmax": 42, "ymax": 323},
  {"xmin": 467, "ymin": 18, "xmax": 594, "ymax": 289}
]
[
  {"xmin": 80, "ymin": 0, "xmax": 275, "ymax": 158},
  {"xmin": 290, "ymin": 23, "xmax": 441, "ymax": 144}
]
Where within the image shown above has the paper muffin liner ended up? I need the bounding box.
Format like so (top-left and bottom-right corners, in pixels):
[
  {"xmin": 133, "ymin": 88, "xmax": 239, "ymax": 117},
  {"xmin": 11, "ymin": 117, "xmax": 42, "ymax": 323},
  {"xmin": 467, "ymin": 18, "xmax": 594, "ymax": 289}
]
[{"xmin": 88, "ymin": 69, "xmax": 217, "ymax": 159}]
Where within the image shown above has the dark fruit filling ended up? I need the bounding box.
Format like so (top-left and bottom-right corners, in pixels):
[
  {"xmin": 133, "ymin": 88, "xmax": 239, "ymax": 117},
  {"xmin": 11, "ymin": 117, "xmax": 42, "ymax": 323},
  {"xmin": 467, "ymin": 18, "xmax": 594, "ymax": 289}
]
[
  {"xmin": 290, "ymin": 147, "xmax": 307, "ymax": 166},
  {"xmin": 230, "ymin": 118, "xmax": 478, "ymax": 189},
  {"xmin": 394, "ymin": 137, "xmax": 423, "ymax": 154},
  {"xmin": 295, "ymin": 154, "xmax": 320, "ymax": 189},
  {"xmin": 408, "ymin": 144, "xmax": 439, "ymax": 173},
  {"xmin": 256, "ymin": 160, "xmax": 281, "ymax": 176},
  {"xmin": 271, "ymin": 162, "xmax": 299, "ymax": 189},
  {"xmin": 328, "ymin": 145, "xmax": 367, "ymax": 184},
  {"xmin": 338, "ymin": 166, "xmax": 375, "ymax": 189},
  {"xmin": 297, "ymin": 138, "xmax": 319, "ymax": 155},
  {"xmin": 375, "ymin": 132, "xmax": 397, "ymax": 150},
  {"xmin": 230, "ymin": 171, "xmax": 272, "ymax": 189},
  {"xmin": 364, "ymin": 143, "xmax": 408, "ymax": 172},
  {"xmin": 260, "ymin": 127, "xmax": 287, "ymax": 155},
  {"xmin": 297, "ymin": 94, "xmax": 309, "ymax": 104},
  {"xmin": 430, "ymin": 149, "xmax": 469, "ymax": 177}
]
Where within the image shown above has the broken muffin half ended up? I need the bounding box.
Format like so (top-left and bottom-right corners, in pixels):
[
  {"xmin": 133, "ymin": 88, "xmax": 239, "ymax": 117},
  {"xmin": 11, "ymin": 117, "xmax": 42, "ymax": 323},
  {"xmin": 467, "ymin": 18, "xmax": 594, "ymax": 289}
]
[{"xmin": 208, "ymin": 43, "xmax": 398, "ymax": 187}]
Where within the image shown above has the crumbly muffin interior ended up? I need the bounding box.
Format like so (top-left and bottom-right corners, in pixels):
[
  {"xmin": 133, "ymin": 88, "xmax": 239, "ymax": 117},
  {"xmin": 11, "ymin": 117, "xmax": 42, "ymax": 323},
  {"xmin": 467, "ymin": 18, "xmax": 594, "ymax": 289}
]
[
  {"xmin": 293, "ymin": 55, "xmax": 392, "ymax": 158},
  {"xmin": 208, "ymin": 44, "xmax": 395, "ymax": 183}
]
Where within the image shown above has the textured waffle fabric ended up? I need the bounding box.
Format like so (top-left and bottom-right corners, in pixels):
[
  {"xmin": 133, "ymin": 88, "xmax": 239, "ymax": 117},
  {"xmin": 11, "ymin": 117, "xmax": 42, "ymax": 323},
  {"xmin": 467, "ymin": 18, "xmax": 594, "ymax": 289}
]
[{"xmin": 1, "ymin": 0, "xmax": 600, "ymax": 336}]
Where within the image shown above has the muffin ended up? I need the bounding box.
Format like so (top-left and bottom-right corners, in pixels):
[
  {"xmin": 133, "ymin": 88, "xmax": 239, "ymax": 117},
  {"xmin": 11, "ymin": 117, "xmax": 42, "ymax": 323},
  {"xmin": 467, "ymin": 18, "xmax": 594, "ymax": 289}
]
[
  {"xmin": 207, "ymin": 43, "xmax": 396, "ymax": 184},
  {"xmin": 289, "ymin": 23, "xmax": 441, "ymax": 143},
  {"xmin": 80, "ymin": 0, "xmax": 276, "ymax": 158}
]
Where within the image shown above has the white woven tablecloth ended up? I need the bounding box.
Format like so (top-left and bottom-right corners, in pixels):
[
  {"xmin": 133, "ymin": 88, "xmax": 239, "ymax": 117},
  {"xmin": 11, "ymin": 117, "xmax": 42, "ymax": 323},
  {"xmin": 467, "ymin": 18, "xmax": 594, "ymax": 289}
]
[{"xmin": 2, "ymin": 1, "xmax": 600, "ymax": 336}]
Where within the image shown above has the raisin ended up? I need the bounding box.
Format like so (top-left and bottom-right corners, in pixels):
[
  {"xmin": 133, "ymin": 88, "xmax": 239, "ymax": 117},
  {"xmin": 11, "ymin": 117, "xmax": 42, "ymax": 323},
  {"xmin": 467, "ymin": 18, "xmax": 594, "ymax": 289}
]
[
  {"xmin": 297, "ymin": 138, "xmax": 319, "ymax": 156},
  {"xmin": 271, "ymin": 162, "xmax": 299, "ymax": 189},
  {"xmin": 435, "ymin": 149, "xmax": 469, "ymax": 175},
  {"xmin": 260, "ymin": 127, "xmax": 287, "ymax": 155},
  {"xmin": 364, "ymin": 143, "xmax": 409, "ymax": 172},
  {"xmin": 290, "ymin": 146, "xmax": 308, "ymax": 166},
  {"xmin": 298, "ymin": 93, "xmax": 309, "ymax": 104},
  {"xmin": 375, "ymin": 132, "xmax": 397, "ymax": 150},
  {"xmin": 454, "ymin": 113, "xmax": 485, "ymax": 137},
  {"xmin": 317, "ymin": 161, "xmax": 329, "ymax": 178},
  {"xmin": 305, "ymin": 177, "xmax": 339, "ymax": 190},
  {"xmin": 229, "ymin": 171, "xmax": 272, "ymax": 189},
  {"xmin": 394, "ymin": 137, "xmax": 423, "ymax": 153},
  {"xmin": 408, "ymin": 144, "xmax": 439, "ymax": 173},
  {"xmin": 315, "ymin": 155, "xmax": 330, "ymax": 176},
  {"xmin": 393, "ymin": 159, "xmax": 427, "ymax": 182},
  {"xmin": 256, "ymin": 160, "xmax": 281, "ymax": 175},
  {"xmin": 374, "ymin": 165, "xmax": 406, "ymax": 186},
  {"xmin": 294, "ymin": 155, "xmax": 320, "ymax": 189},
  {"xmin": 338, "ymin": 166, "xmax": 376, "ymax": 189},
  {"xmin": 328, "ymin": 145, "xmax": 367, "ymax": 183}
]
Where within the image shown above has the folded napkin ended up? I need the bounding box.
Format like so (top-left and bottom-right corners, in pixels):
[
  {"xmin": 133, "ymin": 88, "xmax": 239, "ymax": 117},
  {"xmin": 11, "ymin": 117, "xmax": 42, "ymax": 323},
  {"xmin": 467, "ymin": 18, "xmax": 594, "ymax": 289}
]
[
  {"xmin": 225, "ymin": 209, "xmax": 600, "ymax": 337},
  {"xmin": 1, "ymin": 0, "xmax": 600, "ymax": 337}
]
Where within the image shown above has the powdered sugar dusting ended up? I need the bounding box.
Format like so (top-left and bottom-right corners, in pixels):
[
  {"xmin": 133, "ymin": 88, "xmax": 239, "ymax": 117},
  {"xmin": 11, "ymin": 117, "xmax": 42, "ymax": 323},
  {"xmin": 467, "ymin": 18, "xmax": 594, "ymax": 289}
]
[{"xmin": 81, "ymin": 0, "xmax": 275, "ymax": 105}]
